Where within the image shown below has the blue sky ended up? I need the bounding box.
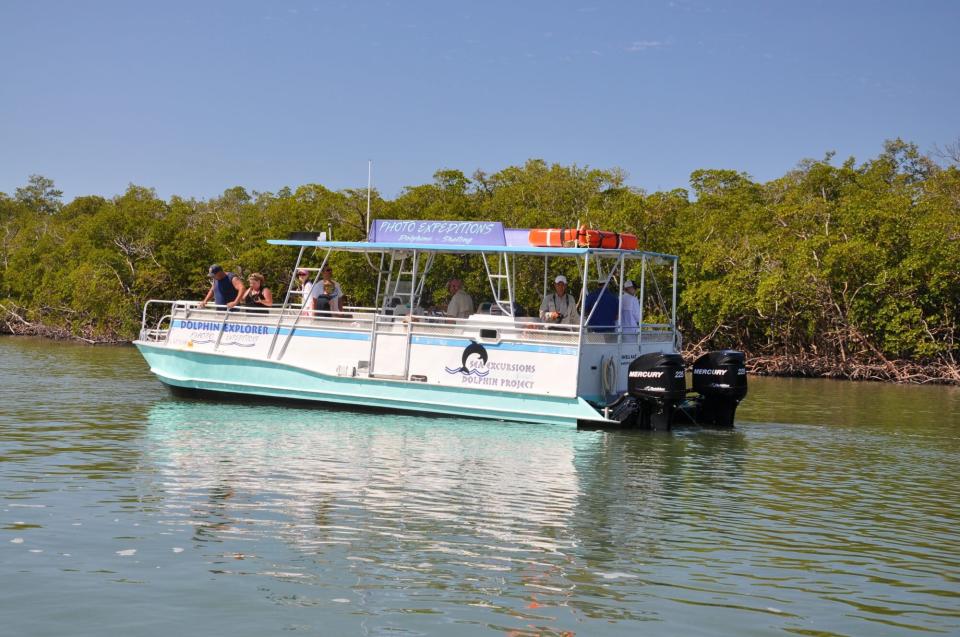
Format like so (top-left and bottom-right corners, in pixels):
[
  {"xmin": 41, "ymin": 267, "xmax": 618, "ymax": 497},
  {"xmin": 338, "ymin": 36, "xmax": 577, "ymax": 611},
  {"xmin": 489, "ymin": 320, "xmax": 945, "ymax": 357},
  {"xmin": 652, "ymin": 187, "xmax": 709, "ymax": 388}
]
[{"xmin": 1, "ymin": 0, "xmax": 957, "ymax": 202}]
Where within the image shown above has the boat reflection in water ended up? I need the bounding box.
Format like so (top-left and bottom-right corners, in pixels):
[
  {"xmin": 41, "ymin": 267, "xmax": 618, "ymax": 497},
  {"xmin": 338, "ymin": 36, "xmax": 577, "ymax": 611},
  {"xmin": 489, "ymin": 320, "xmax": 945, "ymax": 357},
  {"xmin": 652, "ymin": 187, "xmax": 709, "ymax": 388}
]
[
  {"xmin": 142, "ymin": 400, "xmax": 758, "ymax": 632},
  {"xmin": 142, "ymin": 400, "xmax": 958, "ymax": 635},
  {"xmin": 145, "ymin": 399, "xmax": 583, "ymax": 551}
]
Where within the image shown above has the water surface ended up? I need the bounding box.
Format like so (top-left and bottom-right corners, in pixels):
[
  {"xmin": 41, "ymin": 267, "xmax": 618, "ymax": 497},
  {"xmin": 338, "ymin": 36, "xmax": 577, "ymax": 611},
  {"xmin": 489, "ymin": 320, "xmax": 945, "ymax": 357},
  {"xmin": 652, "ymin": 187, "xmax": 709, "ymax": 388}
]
[{"xmin": 1, "ymin": 337, "xmax": 958, "ymax": 636}]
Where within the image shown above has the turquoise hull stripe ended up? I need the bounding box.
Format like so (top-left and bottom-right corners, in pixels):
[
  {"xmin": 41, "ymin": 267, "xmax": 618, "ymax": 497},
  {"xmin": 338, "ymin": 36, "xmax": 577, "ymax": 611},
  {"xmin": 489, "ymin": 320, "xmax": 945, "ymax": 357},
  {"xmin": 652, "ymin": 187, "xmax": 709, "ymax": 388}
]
[{"xmin": 135, "ymin": 342, "xmax": 605, "ymax": 426}]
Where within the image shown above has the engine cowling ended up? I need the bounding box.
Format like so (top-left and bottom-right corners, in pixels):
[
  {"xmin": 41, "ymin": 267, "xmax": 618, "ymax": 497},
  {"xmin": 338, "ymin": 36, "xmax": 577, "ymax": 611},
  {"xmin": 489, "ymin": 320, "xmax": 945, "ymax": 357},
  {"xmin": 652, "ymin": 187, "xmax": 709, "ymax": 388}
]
[
  {"xmin": 627, "ymin": 353, "xmax": 686, "ymax": 400},
  {"xmin": 627, "ymin": 353, "xmax": 686, "ymax": 430},
  {"xmin": 691, "ymin": 350, "xmax": 747, "ymax": 426}
]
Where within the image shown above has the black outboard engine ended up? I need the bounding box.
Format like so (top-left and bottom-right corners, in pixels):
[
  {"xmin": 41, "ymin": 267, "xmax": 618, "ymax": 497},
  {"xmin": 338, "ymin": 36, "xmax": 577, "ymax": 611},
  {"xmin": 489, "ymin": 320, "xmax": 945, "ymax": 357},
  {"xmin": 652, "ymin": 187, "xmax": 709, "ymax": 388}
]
[
  {"xmin": 627, "ymin": 353, "xmax": 686, "ymax": 430},
  {"xmin": 691, "ymin": 350, "xmax": 748, "ymax": 426}
]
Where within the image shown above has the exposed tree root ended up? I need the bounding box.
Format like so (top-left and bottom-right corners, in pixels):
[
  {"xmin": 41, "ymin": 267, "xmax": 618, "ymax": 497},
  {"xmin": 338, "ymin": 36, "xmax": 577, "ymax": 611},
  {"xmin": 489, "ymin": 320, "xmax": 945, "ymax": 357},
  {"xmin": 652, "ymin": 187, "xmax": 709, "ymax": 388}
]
[
  {"xmin": 3, "ymin": 304, "xmax": 958, "ymax": 383},
  {"xmin": 682, "ymin": 343, "xmax": 960, "ymax": 385},
  {"xmin": 0, "ymin": 304, "xmax": 126, "ymax": 344},
  {"xmin": 744, "ymin": 353, "xmax": 960, "ymax": 385}
]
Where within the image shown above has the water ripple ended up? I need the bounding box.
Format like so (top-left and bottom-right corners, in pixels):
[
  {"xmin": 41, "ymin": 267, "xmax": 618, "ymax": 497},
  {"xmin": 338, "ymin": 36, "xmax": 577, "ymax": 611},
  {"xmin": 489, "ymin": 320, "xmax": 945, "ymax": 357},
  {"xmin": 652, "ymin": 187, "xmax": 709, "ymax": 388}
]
[{"xmin": 1, "ymin": 339, "xmax": 959, "ymax": 635}]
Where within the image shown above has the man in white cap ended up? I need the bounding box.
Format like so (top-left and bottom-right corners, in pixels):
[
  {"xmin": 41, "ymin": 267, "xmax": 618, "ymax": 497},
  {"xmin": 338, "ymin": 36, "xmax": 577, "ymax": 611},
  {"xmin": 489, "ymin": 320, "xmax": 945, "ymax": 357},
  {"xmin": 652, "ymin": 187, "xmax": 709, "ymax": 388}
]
[
  {"xmin": 620, "ymin": 279, "xmax": 641, "ymax": 334},
  {"xmin": 539, "ymin": 275, "xmax": 580, "ymax": 325}
]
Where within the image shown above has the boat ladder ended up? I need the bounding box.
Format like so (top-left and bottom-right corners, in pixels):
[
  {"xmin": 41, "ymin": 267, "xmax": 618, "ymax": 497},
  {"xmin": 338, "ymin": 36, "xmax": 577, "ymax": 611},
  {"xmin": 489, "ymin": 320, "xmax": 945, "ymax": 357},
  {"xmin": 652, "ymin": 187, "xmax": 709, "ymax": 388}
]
[{"xmin": 481, "ymin": 252, "xmax": 515, "ymax": 316}]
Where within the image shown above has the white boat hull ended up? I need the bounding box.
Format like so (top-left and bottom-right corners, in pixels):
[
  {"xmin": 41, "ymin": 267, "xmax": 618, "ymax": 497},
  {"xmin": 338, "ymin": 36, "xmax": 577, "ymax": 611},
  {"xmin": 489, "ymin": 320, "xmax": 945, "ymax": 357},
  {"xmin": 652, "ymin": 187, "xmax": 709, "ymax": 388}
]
[{"xmin": 135, "ymin": 340, "xmax": 609, "ymax": 426}]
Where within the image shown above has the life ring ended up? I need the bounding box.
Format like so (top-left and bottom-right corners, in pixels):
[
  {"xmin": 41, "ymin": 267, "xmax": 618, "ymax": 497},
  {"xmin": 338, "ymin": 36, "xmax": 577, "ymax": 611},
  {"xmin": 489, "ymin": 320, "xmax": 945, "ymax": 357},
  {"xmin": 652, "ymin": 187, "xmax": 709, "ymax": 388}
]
[
  {"xmin": 580, "ymin": 229, "xmax": 638, "ymax": 250},
  {"xmin": 528, "ymin": 227, "xmax": 638, "ymax": 250},
  {"xmin": 528, "ymin": 228, "xmax": 581, "ymax": 247},
  {"xmin": 600, "ymin": 355, "xmax": 618, "ymax": 396}
]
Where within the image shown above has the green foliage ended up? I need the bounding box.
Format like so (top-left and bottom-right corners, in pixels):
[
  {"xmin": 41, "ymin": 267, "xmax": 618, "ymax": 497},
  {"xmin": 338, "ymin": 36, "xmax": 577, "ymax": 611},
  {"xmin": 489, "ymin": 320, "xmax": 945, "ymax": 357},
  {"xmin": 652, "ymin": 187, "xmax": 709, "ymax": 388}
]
[
  {"xmin": 15, "ymin": 174, "xmax": 63, "ymax": 215},
  {"xmin": 1, "ymin": 146, "xmax": 957, "ymax": 373}
]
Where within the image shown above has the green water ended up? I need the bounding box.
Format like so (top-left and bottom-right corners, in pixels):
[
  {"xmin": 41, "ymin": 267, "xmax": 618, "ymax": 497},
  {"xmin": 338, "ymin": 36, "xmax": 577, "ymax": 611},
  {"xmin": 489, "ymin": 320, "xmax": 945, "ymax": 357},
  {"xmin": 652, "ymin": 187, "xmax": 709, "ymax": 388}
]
[{"xmin": 1, "ymin": 336, "xmax": 958, "ymax": 636}]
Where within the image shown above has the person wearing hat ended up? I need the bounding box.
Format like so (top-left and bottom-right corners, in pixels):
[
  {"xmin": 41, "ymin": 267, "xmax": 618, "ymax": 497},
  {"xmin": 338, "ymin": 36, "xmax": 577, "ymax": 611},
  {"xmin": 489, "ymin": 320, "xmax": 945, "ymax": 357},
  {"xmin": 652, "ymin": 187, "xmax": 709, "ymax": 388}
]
[
  {"xmin": 539, "ymin": 275, "xmax": 580, "ymax": 325},
  {"xmin": 296, "ymin": 269, "xmax": 313, "ymax": 308},
  {"xmin": 200, "ymin": 264, "xmax": 245, "ymax": 309},
  {"xmin": 620, "ymin": 279, "xmax": 641, "ymax": 334}
]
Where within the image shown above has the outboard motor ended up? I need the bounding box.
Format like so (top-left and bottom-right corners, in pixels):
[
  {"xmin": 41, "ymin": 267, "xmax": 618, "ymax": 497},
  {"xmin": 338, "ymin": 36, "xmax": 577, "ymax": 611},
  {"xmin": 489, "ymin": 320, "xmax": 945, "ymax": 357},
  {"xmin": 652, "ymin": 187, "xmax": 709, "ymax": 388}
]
[
  {"xmin": 627, "ymin": 353, "xmax": 686, "ymax": 430},
  {"xmin": 691, "ymin": 350, "xmax": 748, "ymax": 427}
]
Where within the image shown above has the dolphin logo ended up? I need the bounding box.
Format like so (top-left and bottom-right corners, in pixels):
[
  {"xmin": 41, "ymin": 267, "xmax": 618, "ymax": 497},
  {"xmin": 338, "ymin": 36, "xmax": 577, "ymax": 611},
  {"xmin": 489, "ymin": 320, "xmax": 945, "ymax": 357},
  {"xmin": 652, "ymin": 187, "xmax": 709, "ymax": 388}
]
[
  {"xmin": 445, "ymin": 341, "xmax": 490, "ymax": 376},
  {"xmin": 462, "ymin": 342, "xmax": 488, "ymax": 368}
]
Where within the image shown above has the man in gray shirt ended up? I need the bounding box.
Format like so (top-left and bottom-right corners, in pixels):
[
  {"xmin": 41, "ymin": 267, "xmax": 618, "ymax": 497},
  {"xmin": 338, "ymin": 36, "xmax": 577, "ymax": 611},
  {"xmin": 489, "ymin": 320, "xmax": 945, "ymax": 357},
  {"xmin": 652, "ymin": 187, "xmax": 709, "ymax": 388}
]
[
  {"xmin": 445, "ymin": 279, "xmax": 474, "ymax": 318},
  {"xmin": 539, "ymin": 275, "xmax": 580, "ymax": 325}
]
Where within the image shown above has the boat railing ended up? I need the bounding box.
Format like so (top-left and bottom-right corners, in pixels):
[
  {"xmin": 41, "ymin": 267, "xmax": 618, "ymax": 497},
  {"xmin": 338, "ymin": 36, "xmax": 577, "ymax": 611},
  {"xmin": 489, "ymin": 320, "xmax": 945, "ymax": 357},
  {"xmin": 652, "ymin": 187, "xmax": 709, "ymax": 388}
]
[
  {"xmin": 635, "ymin": 322, "xmax": 676, "ymax": 346},
  {"xmin": 581, "ymin": 321, "xmax": 676, "ymax": 344},
  {"xmin": 140, "ymin": 298, "xmax": 675, "ymax": 349},
  {"xmin": 139, "ymin": 313, "xmax": 174, "ymax": 343},
  {"xmin": 406, "ymin": 313, "xmax": 579, "ymax": 346},
  {"xmin": 140, "ymin": 299, "xmax": 584, "ymax": 347},
  {"xmin": 139, "ymin": 299, "xmax": 194, "ymax": 343}
]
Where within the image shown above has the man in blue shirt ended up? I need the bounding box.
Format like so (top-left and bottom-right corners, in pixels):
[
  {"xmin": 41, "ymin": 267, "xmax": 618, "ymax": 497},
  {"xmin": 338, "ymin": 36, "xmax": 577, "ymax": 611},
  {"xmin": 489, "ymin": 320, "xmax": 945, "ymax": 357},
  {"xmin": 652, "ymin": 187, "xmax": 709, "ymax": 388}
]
[
  {"xmin": 199, "ymin": 264, "xmax": 245, "ymax": 309},
  {"xmin": 584, "ymin": 283, "xmax": 618, "ymax": 332}
]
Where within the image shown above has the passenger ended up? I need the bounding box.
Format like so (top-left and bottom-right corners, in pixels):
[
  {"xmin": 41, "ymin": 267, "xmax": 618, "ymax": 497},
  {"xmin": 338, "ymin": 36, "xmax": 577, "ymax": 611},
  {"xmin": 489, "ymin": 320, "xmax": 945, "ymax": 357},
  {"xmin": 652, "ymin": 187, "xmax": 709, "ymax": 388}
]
[
  {"xmin": 241, "ymin": 273, "xmax": 273, "ymax": 313},
  {"xmin": 444, "ymin": 278, "xmax": 474, "ymax": 318},
  {"xmin": 296, "ymin": 268, "xmax": 313, "ymax": 306},
  {"xmin": 620, "ymin": 279, "xmax": 641, "ymax": 334},
  {"xmin": 309, "ymin": 266, "xmax": 342, "ymax": 313},
  {"xmin": 200, "ymin": 264, "xmax": 244, "ymax": 310},
  {"xmin": 584, "ymin": 283, "xmax": 618, "ymax": 332},
  {"xmin": 539, "ymin": 275, "xmax": 580, "ymax": 325},
  {"xmin": 312, "ymin": 280, "xmax": 336, "ymax": 313}
]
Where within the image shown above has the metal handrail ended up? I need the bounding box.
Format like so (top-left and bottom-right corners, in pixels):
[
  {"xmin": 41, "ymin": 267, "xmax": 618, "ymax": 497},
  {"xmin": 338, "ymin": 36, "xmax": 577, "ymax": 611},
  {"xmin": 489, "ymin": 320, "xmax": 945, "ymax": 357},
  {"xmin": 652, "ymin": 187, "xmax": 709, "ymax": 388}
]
[
  {"xmin": 141, "ymin": 299, "xmax": 649, "ymax": 360},
  {"xmin": 405, "ymin": 312, "xmax": 579, "ymax": 330},
  {"xmin": 140, "ymin": 299, "xmax": 195, "ymax": 337},
  {"xmin": 268, "ymin": 248, "xmax": 332, "ymax": 358},
  {"xmin": 141, "ymin": 300, "xmax": 600, "ymax": 335}
]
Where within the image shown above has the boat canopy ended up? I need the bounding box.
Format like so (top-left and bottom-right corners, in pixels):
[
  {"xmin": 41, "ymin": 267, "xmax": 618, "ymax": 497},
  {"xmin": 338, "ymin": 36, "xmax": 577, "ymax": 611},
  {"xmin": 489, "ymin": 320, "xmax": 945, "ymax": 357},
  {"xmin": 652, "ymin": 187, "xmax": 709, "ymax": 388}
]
[
  {"xmin": 268, "ymin": 218, "xmax": 676, "ymax": 262},
  {"xmin": 271, "ymin": 238, "xmax": 601, "ymax": 257},
  {"xmin": 268, "ymin": 220, "xmax": 679, "ymax": 328}
]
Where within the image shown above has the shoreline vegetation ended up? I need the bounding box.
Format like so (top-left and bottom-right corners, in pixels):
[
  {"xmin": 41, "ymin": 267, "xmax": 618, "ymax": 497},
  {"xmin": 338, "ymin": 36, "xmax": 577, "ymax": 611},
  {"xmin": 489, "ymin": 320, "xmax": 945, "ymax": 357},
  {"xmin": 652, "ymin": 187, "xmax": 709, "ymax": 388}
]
[{"xmin": 2, "ymin": 139, "xmax": 958, "ymax": 385}]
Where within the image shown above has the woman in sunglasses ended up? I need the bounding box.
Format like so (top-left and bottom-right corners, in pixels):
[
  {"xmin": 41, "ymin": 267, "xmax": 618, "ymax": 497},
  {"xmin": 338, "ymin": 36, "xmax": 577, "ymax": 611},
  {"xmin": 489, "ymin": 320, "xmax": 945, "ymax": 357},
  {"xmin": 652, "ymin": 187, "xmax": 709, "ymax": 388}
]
[{"xmin": 296, "ymin": 269, "xmax": 313, "ymax": 308}]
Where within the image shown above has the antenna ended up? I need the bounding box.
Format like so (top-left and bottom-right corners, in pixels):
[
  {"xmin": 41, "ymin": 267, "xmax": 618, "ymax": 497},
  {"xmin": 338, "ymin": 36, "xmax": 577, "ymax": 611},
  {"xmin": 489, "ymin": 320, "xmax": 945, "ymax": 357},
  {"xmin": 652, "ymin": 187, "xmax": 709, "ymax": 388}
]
[{"xmin": 366, "ymin": 160, "xmax": 372, "ymax": 239}]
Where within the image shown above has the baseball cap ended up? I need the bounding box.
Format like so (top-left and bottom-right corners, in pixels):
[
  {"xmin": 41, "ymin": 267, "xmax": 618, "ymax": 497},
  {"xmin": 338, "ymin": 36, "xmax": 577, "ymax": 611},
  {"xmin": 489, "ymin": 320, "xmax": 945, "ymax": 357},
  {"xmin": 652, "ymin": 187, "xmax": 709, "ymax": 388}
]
[
  {"xmin": 297, "ymin": 269, "xmax": 308, "ymax": 276},
  {"xmin": 208, "ymin": 264, "xmax": 223, "ymax": 275},
  {"xmin": 624, "ymin": 279, "xmax": 636, "ymax": 288},
  {"xmin": 554, "ymin": 275, "xmax": 568, "ymax": 284}
]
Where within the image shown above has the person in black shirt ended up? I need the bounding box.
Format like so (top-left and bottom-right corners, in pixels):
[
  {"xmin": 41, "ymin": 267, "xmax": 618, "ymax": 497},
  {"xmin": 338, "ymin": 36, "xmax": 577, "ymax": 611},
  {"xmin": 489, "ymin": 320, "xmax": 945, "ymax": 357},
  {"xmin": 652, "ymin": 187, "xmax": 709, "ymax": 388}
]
[{"xmin": 241, "ymin": 272, "xmax": 273, "ymax": 313}]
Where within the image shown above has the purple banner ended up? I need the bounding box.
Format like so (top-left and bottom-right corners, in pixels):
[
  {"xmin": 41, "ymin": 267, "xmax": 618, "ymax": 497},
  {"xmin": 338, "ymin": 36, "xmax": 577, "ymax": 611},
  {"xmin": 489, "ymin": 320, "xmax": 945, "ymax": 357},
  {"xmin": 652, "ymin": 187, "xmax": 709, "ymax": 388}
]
[{"xmin": 370, "ymin": 220, "xmax": 506, "ymax": 246}]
